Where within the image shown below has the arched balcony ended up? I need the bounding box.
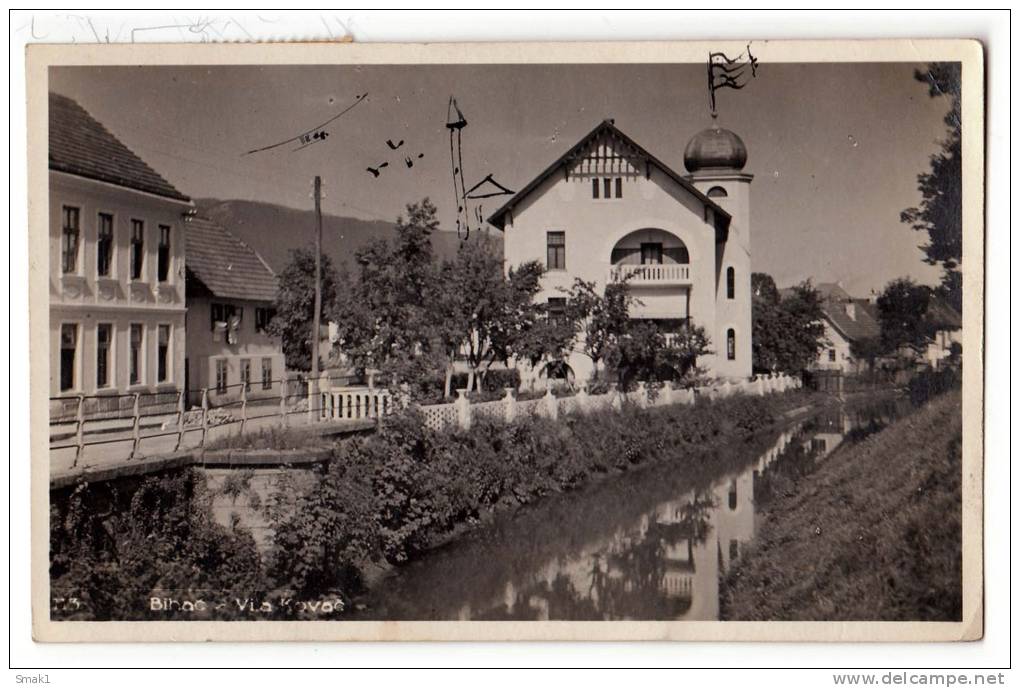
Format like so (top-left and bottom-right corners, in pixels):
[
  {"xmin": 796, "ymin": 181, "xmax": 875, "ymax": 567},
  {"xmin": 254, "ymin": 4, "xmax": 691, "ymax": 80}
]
[{"xmin": 608, "ymin": 228, "xmax": 692, "ymax": 286}]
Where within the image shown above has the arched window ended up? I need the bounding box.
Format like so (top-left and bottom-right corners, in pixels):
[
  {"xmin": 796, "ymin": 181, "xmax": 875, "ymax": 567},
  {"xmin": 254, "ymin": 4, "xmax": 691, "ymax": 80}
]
[
  {"xmin": 727, "ymin": 328, "xmax": 736, "ymax": 360},
  {"xmin": 726, "ymin": 267, "xmax": 735, "ymax": 299},
  {"xmin": 707, "ymin": 186, "xmax": 728, "ymax": 198}
]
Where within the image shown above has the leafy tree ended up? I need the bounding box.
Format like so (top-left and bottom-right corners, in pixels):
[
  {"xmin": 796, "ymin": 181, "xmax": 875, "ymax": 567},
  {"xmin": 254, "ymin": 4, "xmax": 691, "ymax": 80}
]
[
  {"xmin": 608, "ymin": 321, "xmax": 711, "ymax": 388},
  {"xmin": 901, "ymin": 63, "xmax": 962, "ymax": 312},
  {"xmin": 751, "ymin": 275, "xmax": 826, "ymax": 374},
  {"xmin": 566, "ymin": 278, "xmax": 635, "ymax": 381},
  {"xmin": 267, "ymin": 247, "xmax": 339, "ymax": 372},
  {"xmin": 849, "ymin": 335, "xmax": 885, "ymax": 371},
  {"xmin": 876, "ymin": 277, "xmax": 933, "ymax": 354},
  {"xmin": 331, "ymin": 199, "xmax": 444, "ymax": 383}
]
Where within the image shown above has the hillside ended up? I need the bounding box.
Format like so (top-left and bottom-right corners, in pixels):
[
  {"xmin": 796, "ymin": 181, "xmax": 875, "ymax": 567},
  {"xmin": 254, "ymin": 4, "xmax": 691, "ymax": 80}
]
[{"xmin": 194, "ymin": 198, "xmax": 498, "ymax": 274}]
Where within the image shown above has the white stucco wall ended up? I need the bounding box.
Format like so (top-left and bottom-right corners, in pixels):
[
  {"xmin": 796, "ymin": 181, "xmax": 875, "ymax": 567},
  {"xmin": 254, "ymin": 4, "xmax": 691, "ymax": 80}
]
[{"xmin": 49, "ymin": 171, "xmax": 189, "ymax": 397}]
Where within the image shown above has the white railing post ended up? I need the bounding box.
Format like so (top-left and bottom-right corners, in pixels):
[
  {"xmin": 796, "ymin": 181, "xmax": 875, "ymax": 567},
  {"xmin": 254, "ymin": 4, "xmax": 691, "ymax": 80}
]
[
  {"xmin": 129, "ymin": 392, "xmax": 141, "ymax": 460},
  {"xmin": 610, "ymin": 383, "xmax": 622, "ymax": 412},
  {"xmin": 239, "ymin": 381, "xmax": 248, "ymax": 435},
  {"xmin": 455, "ymin": 388, "xmax": 471, "ymax": 430},
  {"xmin": 503, "ymin": 387, "xmax": 517, "ymax": 423},
  {"xmin": 543, "ymin": 387, "xmax": 558, "ymax": 420},
  {"xmin": 279, "ymin": 376, "xmax": 289, "ymax": 427},
  {"xmin": 174, "ymin": 389, "xmax": 185, "ymax": 452},
  {"xmin": 74, "ymin": 394, "xmax": 85, "ymax": 468},
  {"xmin": 635, "ymin": 381, "xmax": 648, "ymax": 408},
  {"xmin": 663, "ymin": 382, "xmax": 674, "ymax": 406},
  {"xmin": 576, "ymin": 383, "xmax": 589, "ymax": 414},
  {"xmin": 200, "ymin": 388, "xmax": 210, "ymax": 448}
]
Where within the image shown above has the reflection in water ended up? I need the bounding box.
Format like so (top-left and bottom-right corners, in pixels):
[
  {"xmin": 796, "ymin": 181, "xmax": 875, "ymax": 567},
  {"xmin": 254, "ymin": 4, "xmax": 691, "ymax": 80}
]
[{"xmin": 356, "ymin": 398, "xmax": 908, "ymax": 621}]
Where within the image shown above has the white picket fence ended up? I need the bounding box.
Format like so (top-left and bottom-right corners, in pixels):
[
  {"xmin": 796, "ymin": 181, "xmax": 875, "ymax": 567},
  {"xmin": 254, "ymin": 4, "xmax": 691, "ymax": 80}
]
[{"xmin": 319, "ymin": 373, "xmax": 801, "ymax": 432}]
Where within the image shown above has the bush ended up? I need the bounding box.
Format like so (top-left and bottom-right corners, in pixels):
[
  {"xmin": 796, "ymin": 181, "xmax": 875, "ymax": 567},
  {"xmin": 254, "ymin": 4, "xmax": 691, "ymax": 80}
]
[{"xmin": 907, "ymin": 366, "xmax": 961, "ymax": 406}]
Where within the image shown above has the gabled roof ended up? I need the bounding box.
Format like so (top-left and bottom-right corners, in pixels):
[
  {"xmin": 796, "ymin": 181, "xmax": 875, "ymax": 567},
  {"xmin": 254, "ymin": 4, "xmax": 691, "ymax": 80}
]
[
  {"xmin": 813, "ymin": 283, "xmax": 881, "ymax": 343},
  {"xmin": 925, "ymin": 295, "xmax": 962, "ymax": 330},
  {"xmin": 486, "ymin": 120, "xmax": 731, "ymax": 233},
  {"xmin": 49, "ymin": 92, "xmax": 190, "ymax": 203},
  {"xmin": 185, "ymin": 216, "xmax": 277, "ymax": 302}
]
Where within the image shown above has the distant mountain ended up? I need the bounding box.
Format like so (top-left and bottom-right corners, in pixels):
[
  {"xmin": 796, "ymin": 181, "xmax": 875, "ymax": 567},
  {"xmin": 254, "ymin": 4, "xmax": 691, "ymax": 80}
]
[{"xmin": 194, "ymin": 198, "xmax": 498, "ymax": 274}]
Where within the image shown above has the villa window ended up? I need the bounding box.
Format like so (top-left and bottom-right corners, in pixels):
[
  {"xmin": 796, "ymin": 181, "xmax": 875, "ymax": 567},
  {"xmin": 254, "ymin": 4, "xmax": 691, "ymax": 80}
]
[
  {"xmin": 828, "ymin": 349, "xmax": 837, "ymax": 362},
  {"xmin": 61, "ymin": 206, "xmax": 80, "ymax": 274},
  {"xmin": 546, "ymin": 231, "xmax": 565, "ymax": 270},
  {"xmin": 261, "ymin": 357, "xmax": 273, "ymax": 390},
  {"xmin": 211, "ymin": 303, "xmax": 242, "ymax": 331},
  {"xmin": 96, "ymin": 213, "xmax": 114, "ymax": 277},
  {"xmin": 215, "ymin": 359, "xmax": 228, "ymax": 394},
  {"xmin": 157, "ymin": 225, "xmax": 171, "ymax": 282},
  {"xmin": 130, "ymin": 219, "xmax": 145, "ymax": 280},
  {"xmin": 591, "ymin": 178, "xmax": 599, "ymax": 199},
  {"xmin": 547, "ymin": 297, "xmax": 566, "ymax": 322},
  {"xmin": 59, "ymin": 323, "xmax": 78, "ymax": 392},
  {"xmin": 96, "ymin": 323, "xmax": 112, "ymax": 389},
  {"xmin": 591, "ymin": 177, "xmax": 623, "ymax": 199},
  {"xmin": 129, "ymin": 323, "xmax": 144, "ymax": 385},
  {"xmin": 640, "ymin": 242, "xmax": 663, "ymax": 265},
  {"xmin": 727, "ymin": 328, "xmax": 736, "ymax": 360},
  {"xmin": 615, "ymin": 177, "xmax": 623, "ymax": 198},
  {"xmin": 728, "ymin": 480, "xmax": 738, "ymax": 510},
  {"xmin": 707, "ymin": 186, "xmax": 728, "ymax": 198},
  {"xmin": 255, "ymin": 307, "xmax": 276, "ymax": 333},
  {"xmin": 157, "ymin": 324, "xmax": 171, "ymax": 383},
  {"xmin": 726, "ymin": 266, "xmax": 735, "ymax": 299},
  {"xmin": 240, "ymin": 358, "xmax": 252, "ymax": 392}
]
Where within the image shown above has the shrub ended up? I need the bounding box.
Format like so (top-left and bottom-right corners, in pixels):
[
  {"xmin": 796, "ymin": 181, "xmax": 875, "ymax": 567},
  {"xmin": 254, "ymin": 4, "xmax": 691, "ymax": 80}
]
[{"xmin": 907, "ymin": 366, "xmax": 961, "ymax": 406}]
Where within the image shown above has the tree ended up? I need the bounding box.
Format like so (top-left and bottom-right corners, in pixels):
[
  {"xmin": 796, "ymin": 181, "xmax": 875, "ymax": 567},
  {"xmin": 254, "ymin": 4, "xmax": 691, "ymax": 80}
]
[
  {"xmin": 566, "ymin": 278, "xmax": 635, "ymax": 381},
  {"xmin": 901, "ymin": 63, "xmax": 962, "ymax": 312},
  {"xmin": 876, "ymin": 277, "xmax": 933, "ymax": 354},
  {"xmin": 331, "ymin": 199, "xmax": 444, "ymax": 383},
  {"xmin": 751, "ymin": 275, "xmax": 826, "ymax": 374},
  {"xmin": 608, "ymin": 320, "xmax": 711, "ymax": 388},
  {"xmin": 267, "ymin": 247, "xmax": 339, "ymax": 372}
]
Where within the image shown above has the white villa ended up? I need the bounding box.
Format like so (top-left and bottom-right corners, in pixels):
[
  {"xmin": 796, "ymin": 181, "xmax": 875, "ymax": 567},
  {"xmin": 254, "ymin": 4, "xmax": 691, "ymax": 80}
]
[{"xmin": 487, "ymin": 120, "xmax": 753, "ymax": 383}]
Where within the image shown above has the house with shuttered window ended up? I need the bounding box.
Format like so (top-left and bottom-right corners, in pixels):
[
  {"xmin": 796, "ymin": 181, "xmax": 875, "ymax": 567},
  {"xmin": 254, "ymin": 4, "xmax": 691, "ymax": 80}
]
[
  {"xmin": 183, "ymin": 215, "xmax": 284, "ymax": 405},
  {"xmin": 48, "ymin": 92, "xmax": 190, "ymax": 400},
  {"xmin": 487, "ymin": 119, "xmax": 754, "ymax": 383}
]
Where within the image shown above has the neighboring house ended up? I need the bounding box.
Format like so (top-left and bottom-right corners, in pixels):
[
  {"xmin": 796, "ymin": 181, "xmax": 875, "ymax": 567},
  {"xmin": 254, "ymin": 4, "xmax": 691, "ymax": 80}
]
[
  {"xmin": 808, "ymin": 283, "xmax": 881, "ymax": 373},
  {"xmin": 184, "ymin": 216, "xmax": 284, "ymax": 405},
  {"xmin": 49, "ymin": 92, "xmax": 191, "ymax": 400},
  {"xmin": 921, "ymin": 295, "xmax": 963, "ymax": 369},
  {"xmin": 487, "ymin": 120, "xmax": 753, "ymax": 383}
]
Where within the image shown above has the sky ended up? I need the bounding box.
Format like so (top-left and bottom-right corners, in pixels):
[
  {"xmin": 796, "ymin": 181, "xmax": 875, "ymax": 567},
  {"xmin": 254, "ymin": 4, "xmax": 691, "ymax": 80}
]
[{"xmin": 49, "ymin": 62, "xmax": 953, "ymax": 295}]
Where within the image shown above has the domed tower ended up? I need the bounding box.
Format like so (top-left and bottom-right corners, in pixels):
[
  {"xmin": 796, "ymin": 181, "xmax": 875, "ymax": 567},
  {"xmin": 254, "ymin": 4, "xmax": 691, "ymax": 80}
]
[{"xmin": 684, "ymin": 127, "xmax": 753, "ymax": 379}]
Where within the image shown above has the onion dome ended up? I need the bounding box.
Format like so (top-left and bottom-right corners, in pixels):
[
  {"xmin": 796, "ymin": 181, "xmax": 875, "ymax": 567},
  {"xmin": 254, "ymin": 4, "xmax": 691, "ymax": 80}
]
[{"xmin": 683, "ymin": 126, "xmax": 748, "ymax": 173}]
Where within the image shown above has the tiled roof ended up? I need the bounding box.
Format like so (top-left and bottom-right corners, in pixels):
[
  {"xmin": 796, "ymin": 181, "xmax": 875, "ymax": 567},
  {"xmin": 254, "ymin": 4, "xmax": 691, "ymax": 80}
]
[
  {"xmin": 814, "ymin": 283, "xmax": 881, "ymax": 343},
  {"xmin": 185, "ymin": 216, "xmax": 277, "ymax": 302},
  {"xmin": 49, "ymin": 92, "xmax": 190, "ymax": 202},
  {"xmin": 925, "ymin": 295, "xmax": 962, "ymax": 330}
]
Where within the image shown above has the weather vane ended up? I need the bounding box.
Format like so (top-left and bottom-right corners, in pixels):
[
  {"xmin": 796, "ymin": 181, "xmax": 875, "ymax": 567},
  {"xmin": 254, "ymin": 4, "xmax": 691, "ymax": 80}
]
[{"xmin": 707, "ymin": 45, "xmax": 759, "ymax": 119}]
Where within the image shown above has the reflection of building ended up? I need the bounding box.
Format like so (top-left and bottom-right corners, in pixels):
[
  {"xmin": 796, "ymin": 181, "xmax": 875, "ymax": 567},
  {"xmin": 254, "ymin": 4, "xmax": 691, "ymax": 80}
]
[
  {"xmin": 48, "ymin": 92, "xmax": 191, "ymax": 398},
  {"xmin": 488, "ymin": 120, "xmax": 753, "ymax": 383},
  {"xmin": 184, "ymin": 216, "xmax": 284, "ymax": 404},
  {"xmin": 807, "ymin": 407, "xmax": 852, "ymax": 456}
]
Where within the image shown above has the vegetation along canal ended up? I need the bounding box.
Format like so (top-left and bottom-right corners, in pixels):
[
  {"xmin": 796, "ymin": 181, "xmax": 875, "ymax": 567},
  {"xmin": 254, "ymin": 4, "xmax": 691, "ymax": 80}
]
[{"xmin": 351, "ymin": 395, "xmax": 911, "ymax": 621}]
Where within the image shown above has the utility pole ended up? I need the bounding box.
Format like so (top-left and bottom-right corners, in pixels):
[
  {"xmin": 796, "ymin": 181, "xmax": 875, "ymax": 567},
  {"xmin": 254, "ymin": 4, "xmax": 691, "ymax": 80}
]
[{"xmin": 311, "ymin": 175, "xmax": 323, "ymax": 397}]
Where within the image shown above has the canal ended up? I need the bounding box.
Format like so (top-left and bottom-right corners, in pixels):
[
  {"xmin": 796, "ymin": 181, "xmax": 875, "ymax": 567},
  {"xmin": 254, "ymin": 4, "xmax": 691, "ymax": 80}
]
[{"xmin": 352, "ymin": 395, "xmax": 910, "ymax": 621}]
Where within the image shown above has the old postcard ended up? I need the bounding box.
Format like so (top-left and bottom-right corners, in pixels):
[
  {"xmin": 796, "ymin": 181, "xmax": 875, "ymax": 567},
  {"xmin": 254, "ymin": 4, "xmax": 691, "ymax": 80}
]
[{"xmin": 28, "ymin": 39, "xmax": 984, "ymax": 642}]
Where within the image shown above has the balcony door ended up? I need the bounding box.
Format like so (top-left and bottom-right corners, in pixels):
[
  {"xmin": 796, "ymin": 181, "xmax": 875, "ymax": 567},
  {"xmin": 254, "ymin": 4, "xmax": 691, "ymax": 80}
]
[{"xmin": 640, "ymin": 242, "xmax": 663, "ymax": 265}]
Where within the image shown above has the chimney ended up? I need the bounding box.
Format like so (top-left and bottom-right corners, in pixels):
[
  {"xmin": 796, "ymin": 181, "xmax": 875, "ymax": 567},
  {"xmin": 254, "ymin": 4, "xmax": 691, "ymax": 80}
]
[{"xmin": 845, "ymin": 301, "xmax": 856, "ymax": 321}]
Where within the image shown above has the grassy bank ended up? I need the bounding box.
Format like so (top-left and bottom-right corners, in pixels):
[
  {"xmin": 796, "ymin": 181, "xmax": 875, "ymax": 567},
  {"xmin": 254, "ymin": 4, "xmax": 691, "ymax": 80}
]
[{"xmin": 720, "ymin": 390, "xmax": 962, "ymax": 621}]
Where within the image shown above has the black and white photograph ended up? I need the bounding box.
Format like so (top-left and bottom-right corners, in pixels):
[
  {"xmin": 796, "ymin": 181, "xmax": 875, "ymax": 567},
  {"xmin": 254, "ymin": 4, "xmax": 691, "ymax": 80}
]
[{"xmin": 27, "ymin": 38, "xmax": 984, "ymax": 643}]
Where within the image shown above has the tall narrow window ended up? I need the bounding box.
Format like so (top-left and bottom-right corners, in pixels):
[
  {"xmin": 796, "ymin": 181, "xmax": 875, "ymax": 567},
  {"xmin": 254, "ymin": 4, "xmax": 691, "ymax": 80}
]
[
  {"xmin": 614, "ymin": 177, "xmax": 623, "ymax": 198},
  {"xmin": 547, "ymin": 297, "xmax": 566, "ymax": 322},
  {"xmin": 261, "ymin": 358, "xmax": 273, "ymax": 390},
  {"xmin": 546, "ymin": 231, "xmax": 566, "ymax": 270},
  {"xmin": 728, "ymin": 479, "xmax": 738, "ymax": 510},
  {"xmin": 255, "ymin": 307, "xmax": 275, "ymax": 333},
  {"xmin": 603, "ymin": 177, "xmax": 612, "ymax": 199},
  {"xmin": 727, "ymin": 328, "xmax": 736, "ymax": 360},
  {"xmin": 157, "ymin": 324, "xmax": 170, "ymax": 383},
  {"xmin": 591, "ymin": 178, "xmax": 599, "ymax": 199},
  {"xmin": 640, "ymin": 243, "xmax": 663, "ymax": 265},
  {"xmin": 96, "ymin": 213, "xmax": 114, "ymax": 277},
  {"xmin": 240, "ymin": 359, "xmax": 251, "ymax": 392},
  {"xmin": 96, "ymin": 323, "xmax": 112, "ymax": 389},
  {"xmin": 130, "ymin": 220, "xmax": 144, "ymax": 280},
  {"xmin": 129, "ymin": 323, "xmax": 144, "ymax": 385},
  {"xmin": 215, "ymin": 359, "xmax": 228, "ymax": 394},
  {"xmin": 61, "ymin": 206, "xmax": 80, "ymax": 274},
  {"xmin": 157, "ymin": 225, "xmax": 171, "ymax": 282},
  {"xmin": 726, "ymin": 267, "xmax": 735, "ymax": 299},
  {"xmin": 59, "ymin": 323, "xmax": 78, "ymax": 392}
]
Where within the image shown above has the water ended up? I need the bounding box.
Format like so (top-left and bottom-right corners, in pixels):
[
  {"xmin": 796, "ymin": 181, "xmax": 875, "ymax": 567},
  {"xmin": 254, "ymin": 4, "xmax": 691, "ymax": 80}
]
[{"xmin": 352, "ymin": 397, "xmax": 909, "ymax": 621}]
